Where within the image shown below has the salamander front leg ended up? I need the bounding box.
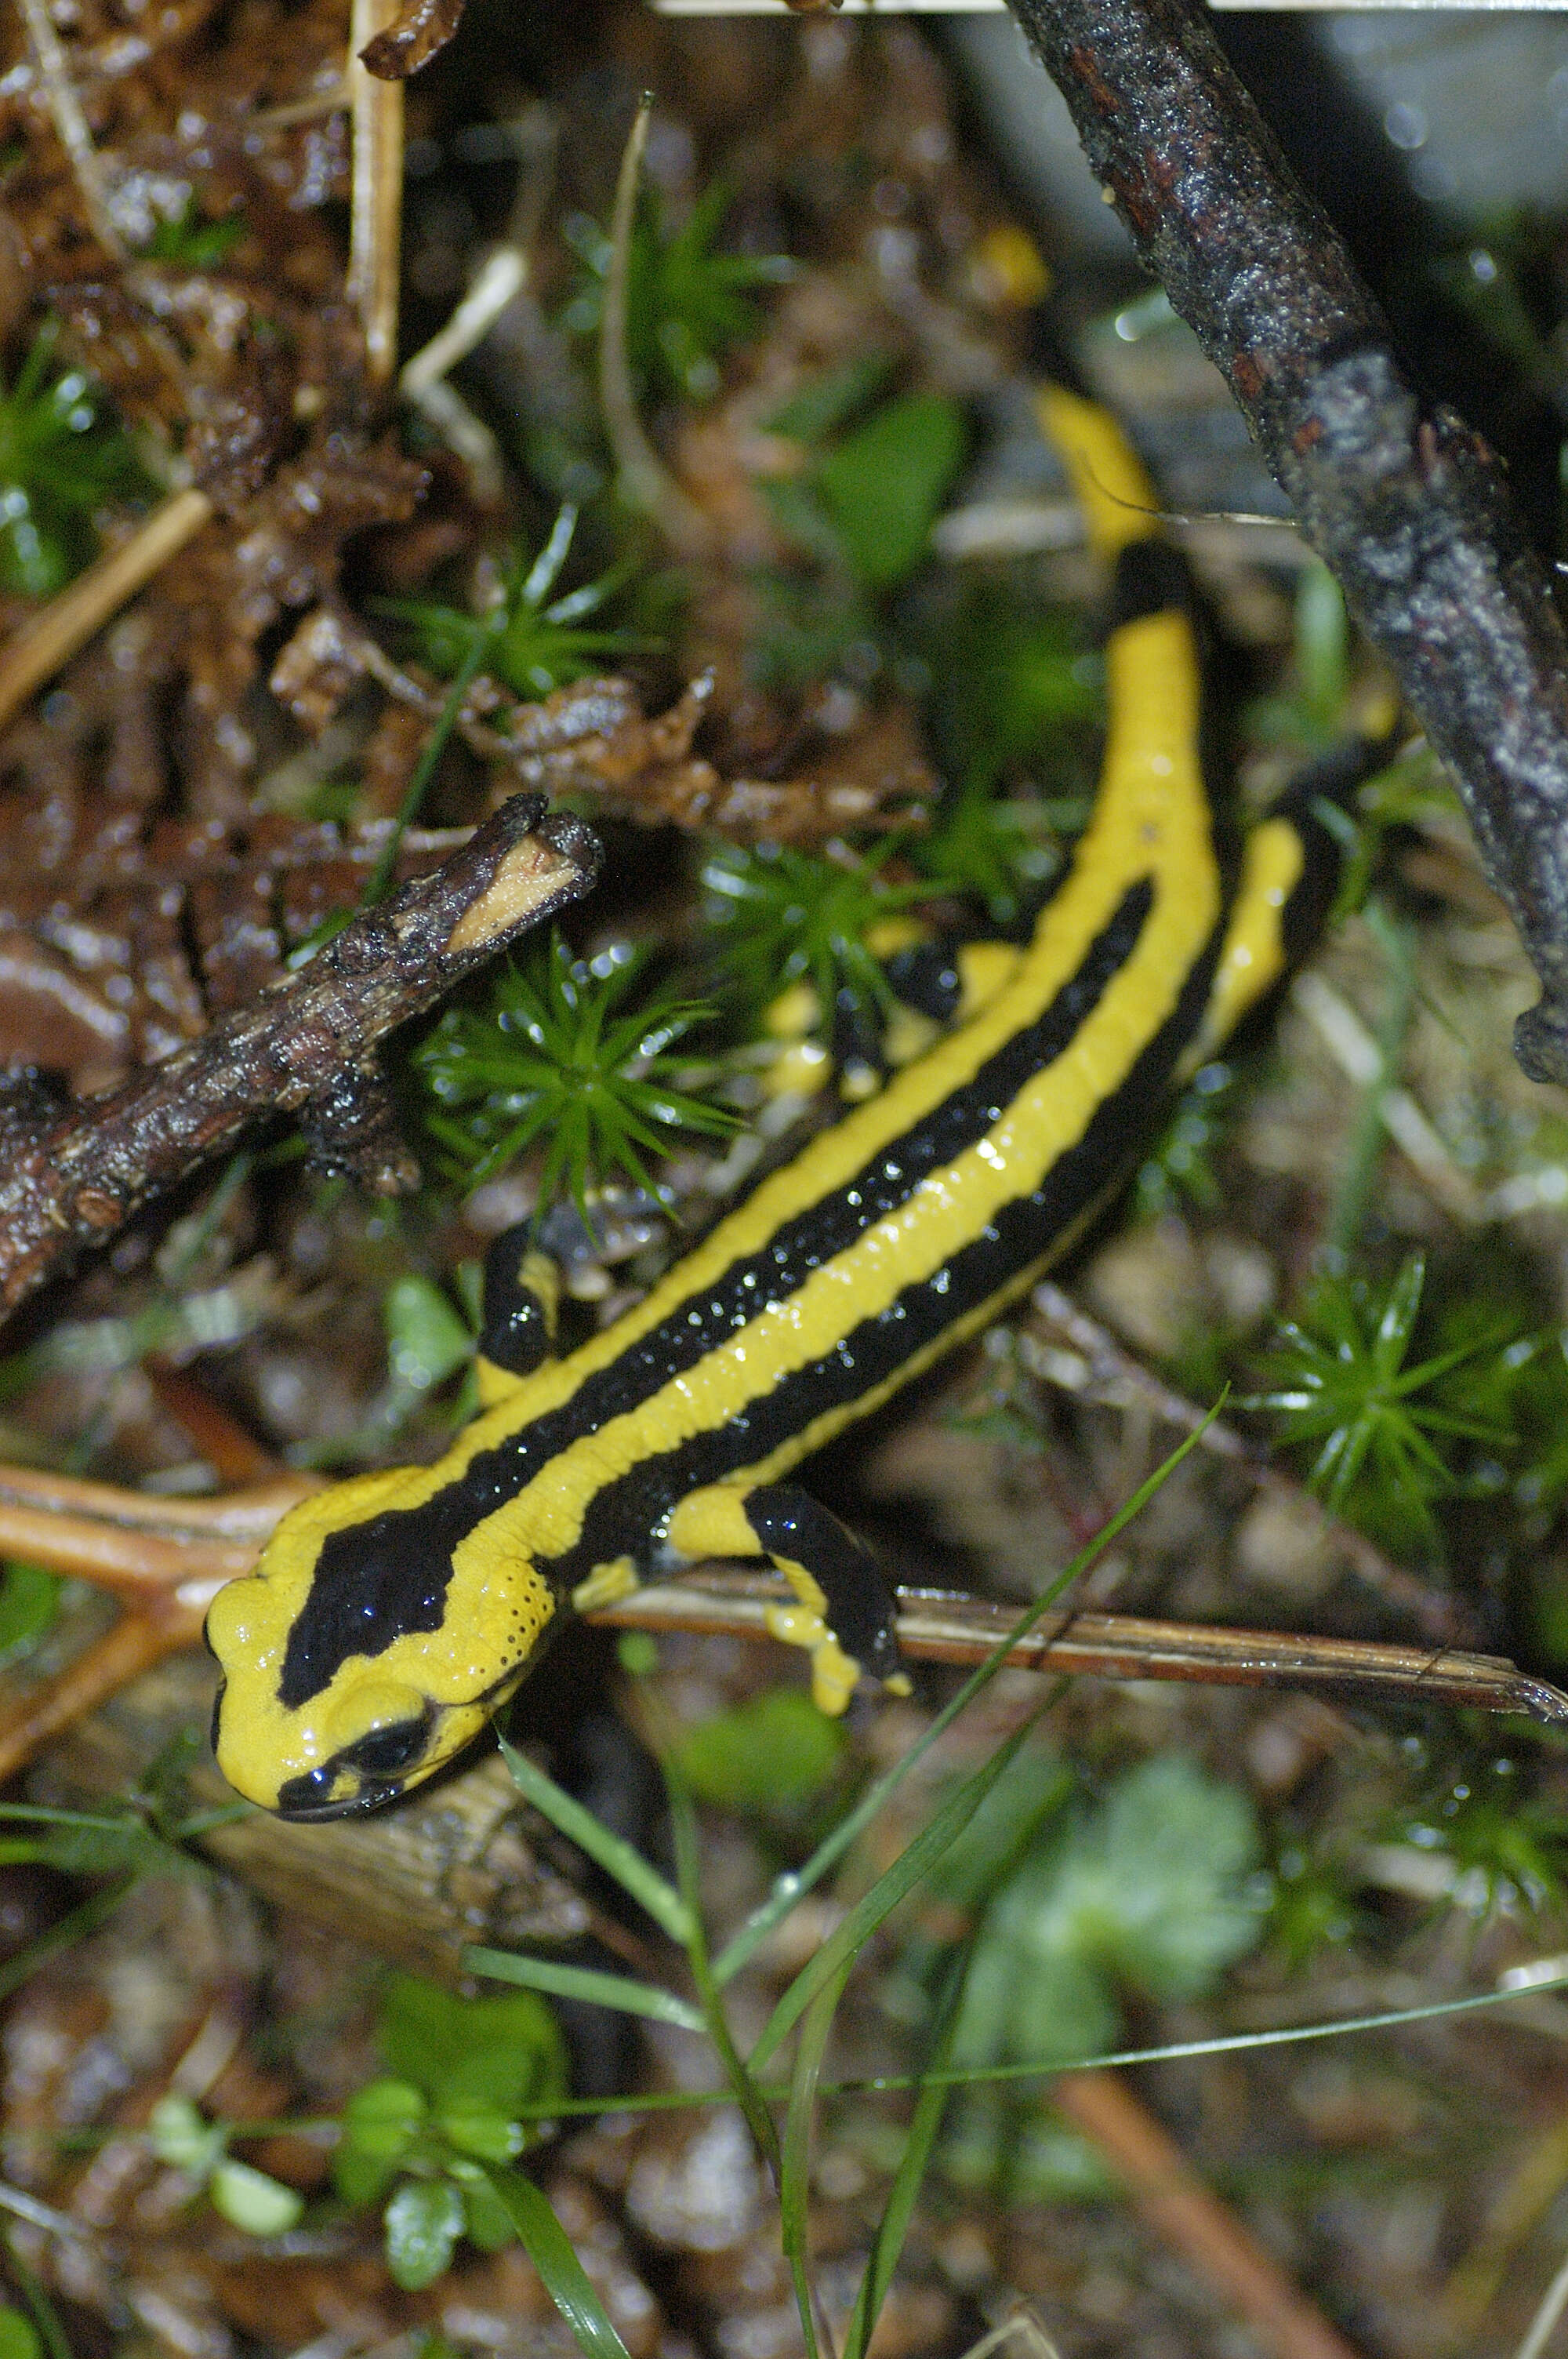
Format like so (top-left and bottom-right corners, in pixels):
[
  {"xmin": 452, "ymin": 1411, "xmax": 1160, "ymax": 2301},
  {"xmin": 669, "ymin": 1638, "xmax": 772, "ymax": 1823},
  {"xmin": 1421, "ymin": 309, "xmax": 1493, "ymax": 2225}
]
[
  {"xmin": 665, "ymin": 1485, "xmax": 908, "ymax": 1715},
  {"xmin": 476, "ymin": 1226, "xmax": 560, "ymax": 1405}
]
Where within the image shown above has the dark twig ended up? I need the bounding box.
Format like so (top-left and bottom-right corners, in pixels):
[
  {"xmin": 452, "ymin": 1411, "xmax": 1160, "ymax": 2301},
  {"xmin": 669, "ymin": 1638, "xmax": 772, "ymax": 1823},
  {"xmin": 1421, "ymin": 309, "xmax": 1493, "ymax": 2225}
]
[
  {"xmin": 1007, "ymin": 0, "xmax": 1568, "ymax": 1086},
  {"xmin": 0, "ymin": 796, "xmax": 600, "ymax": 1317}
]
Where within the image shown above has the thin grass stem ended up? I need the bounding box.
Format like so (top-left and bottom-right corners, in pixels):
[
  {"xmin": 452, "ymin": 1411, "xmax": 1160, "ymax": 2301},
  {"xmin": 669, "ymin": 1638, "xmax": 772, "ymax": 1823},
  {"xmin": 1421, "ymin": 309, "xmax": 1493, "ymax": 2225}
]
[
  {"xmin": 713, "ymin": 1410, "xmax": 1220, "ymax": 1988},
  {"xmin": 496, "ymin": 1735, "xmax": 693, "ymax": 1942},
  {"xmin": 667, "ymin": 1765, "xmax": 781, "ymax": 2183},
  {"xmin": 600, "ymin": 96, "xmax": 710, "ymax": 558}
]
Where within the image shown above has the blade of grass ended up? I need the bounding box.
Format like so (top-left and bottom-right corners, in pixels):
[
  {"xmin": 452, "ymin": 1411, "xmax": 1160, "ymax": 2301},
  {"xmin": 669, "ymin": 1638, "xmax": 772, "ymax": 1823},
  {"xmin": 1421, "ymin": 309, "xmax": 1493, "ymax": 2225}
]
[
  {"xmin": 465, "ymin": 1946, "xmax": 706, "ymax": 2033},
  {"xmin": 1325, "ymin": 900, "xmax": 1415, "ymax": 1258},
  {"xmin": 497, "ymin": 1733, "xmax": 694, "ymax": 1943},
  {"xmin": 779, "ymin": 1965, "xmax": 849, "ymax": 2359},
  {"xmin": 841, "ymin": 1944, "xmax": 971, "ymax": 2359},
  {"xmin": 1, "ymin": 2230, "xmax": 72, "ymax": 2359},
  {"xmin": 0, "ymin": 1876, "xmax": 135, "ymax": 2004},
  {"xmin": 184, "ymin": 1961, "xmax": 1568, "ymax": 2132},
  {"xmin": 364, "ymin": 629, "xmax": 492, "ymax": 907},
  {"xmin": 0, "ymin": 1805, "xmax": 168, "ymax": 1831},
  {"xmin": 1514, "ymin": 2244, "xmax": 1568, "ymax": 2359},
  {"xmin": 479, "ymin": 2168, "xmax": 634, "ymax": 2359},
  {"xmin": 666, "ymin": 1763, "xmax": 782, "ymax": 2182},
  {"xmin": 747, "ymin": 1709, "xmax": 1044, "ymax": 2073},
  {"xmin": 712, "ymin": 1411, "xmax": 1218, "ymax": 1988}
]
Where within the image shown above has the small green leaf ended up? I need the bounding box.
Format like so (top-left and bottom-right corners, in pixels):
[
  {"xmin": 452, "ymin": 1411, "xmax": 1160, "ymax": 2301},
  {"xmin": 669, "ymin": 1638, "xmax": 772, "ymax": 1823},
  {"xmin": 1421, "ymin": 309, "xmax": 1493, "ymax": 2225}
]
[
  {"xmin": 437, "ymin": 2106, "xmax": 525, "ymax": 2164},
  {"xmin": 477, "ymin": 2170, "xmax": 635, "ymax": 2359},
  {"xmin": 148, "ymin": 2092, "xmax": 225, "ymax": 2179},
  {"xmin": 702, "ymin": 839, "xmax": 924, "ymax": 1042},
  {"xmin": 815, "ymin": 394, "xmax": 967, "ymax": 588},
  {"xmin": 209, "ymin": 2159, "xmax": 304, "ymax": 2237},
  {"xmin": 0, "ymin": 2308, "xmax": 41, "ymax": 2359},
  {"xmin": 676, "ymin": 1688, "xmax": 844, "ymax": 1812},
  {"xmin": 379, "ymin": 1976, "xmax": 568, "ymax": 2118},
  {"xmin": 564, "ymin": 181, "xmax": 789, "ymax": 405},
  {"xmin": 333, "ymin": 2076, "xmax": 426, "ymax": 2206},
  {"xmin": 1249, "ymin": 1250, "xmax": 1521, "ymax": 1552},
  {"xmin": 0, "ymin": 1563, "xmax": 58, "ymax": 1663},
  {"xmin": 1294, "ymin": 559, "xmax": 1348, "ymax": 740},
  {"xmin": 384, "ymin": 2178, "xmax": 466, "ymax": 2292},
  {"xmin": 764, "ymin": 355, "xmax": 892, "ymax": 445},
  {"xmin": 459, "ymin": 2166, "xmax": 521, "ymax": 2252},
  {"xmin": 0, "ymin": 329, "xmax": 154, "ymax": 599},
  {"xmin": 383, "ymin": 1275, "xmax": 474, "ymax": 1394},
  {"xmin": 376, "ymin": 505, "xmax": 649, "ymax": 705},
  {"xmin": 951, "ymin": 1754, "xmax": 1266, "ymax": 2073},
  {"xmin": 140, "ymin": 198, "xmax": 245, "ymax": 268}
]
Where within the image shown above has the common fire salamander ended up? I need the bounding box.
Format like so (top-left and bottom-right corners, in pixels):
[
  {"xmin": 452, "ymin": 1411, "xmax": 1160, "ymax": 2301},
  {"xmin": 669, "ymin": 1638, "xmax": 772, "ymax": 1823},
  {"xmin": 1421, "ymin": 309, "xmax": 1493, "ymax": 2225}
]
[{"xmin": 208, "ymin": 391, "xmax": 1353, "ymax": 1819}]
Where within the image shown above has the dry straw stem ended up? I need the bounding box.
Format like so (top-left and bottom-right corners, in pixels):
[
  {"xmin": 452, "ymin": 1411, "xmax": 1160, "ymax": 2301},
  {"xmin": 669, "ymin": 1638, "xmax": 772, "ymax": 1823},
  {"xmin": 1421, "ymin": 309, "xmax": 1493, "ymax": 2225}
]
[
  {"xmin": 400, "ymin": 246, "xmax": 529, "ymax": 502},
  {"xmin": 0, "ymin": 488, "xmax": 214, "ymax": 738},
  {"xmin": 0, "ymin": 1465, "xmax": 321, "ymax": 1787},
  {"xmin": 1052, "ymin": 2070, "xmax": 1363, "ymax": 2359},
  {"xmin": 16, "ymin": 0, "xmax": 125, "ymax": 259},
  {"xmin": 0, "ymin": 1455, "xmax": 1562, "ymax": 1794},
  {"xmin": 601, "ymin": 95, "xmax": 713, "ymax": 560},
  {"xmin": 591, "ymin": 1572, "xmax": 1568, "ymax": 1725},
  {"xmin": 348, "ymin": 0, "xmax": 406, "ymax": 387}
]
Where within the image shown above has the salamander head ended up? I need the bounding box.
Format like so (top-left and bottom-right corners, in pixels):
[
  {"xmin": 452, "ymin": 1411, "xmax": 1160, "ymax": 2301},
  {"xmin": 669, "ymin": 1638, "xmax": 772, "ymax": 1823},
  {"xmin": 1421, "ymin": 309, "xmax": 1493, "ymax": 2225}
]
[{"xmin": 205, "ymin": 1470, "xmax": 557, "ymax": 1819}]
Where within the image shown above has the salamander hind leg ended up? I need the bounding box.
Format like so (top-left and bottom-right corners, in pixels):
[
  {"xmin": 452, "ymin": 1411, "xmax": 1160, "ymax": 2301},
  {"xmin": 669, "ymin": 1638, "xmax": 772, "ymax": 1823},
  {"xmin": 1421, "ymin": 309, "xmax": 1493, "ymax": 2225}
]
[{"xmin": 666, "ymin": 1484, "xmax": 907, "ymax": 1716}]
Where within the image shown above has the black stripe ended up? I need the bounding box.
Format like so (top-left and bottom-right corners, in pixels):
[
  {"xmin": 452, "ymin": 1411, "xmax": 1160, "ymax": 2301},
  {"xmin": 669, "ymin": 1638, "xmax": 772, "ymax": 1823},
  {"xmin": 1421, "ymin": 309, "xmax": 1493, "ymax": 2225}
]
[
  {"xmin": 1109, "ymin": 539, "xmax": 1193, "ymax": 628},
  {"xmin": 545, "ymin": 912, "xmax": 1221, "ymax": 1594},
  {"xmin": 1272, "ymin": 733, "xmax": 1391, "ymax": 971},
  {"xmin": 277, "ymin": 881, "xmax": 1156, "ymax": 1707}
]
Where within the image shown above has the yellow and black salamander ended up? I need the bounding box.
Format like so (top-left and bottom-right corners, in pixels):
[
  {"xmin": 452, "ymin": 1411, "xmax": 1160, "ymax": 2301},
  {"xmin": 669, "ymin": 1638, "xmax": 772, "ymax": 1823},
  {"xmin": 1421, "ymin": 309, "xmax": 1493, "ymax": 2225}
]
[{"xmin": 207, "ymin": 391, "xmax": 1348, "ymax": 1819}]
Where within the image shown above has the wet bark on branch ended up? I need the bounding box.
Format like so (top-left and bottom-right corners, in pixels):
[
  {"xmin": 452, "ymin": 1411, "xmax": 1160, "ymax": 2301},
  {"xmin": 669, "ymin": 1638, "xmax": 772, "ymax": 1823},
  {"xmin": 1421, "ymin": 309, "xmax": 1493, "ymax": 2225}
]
[
  {"xmin": 0, "ymin": 796, "xmax": 601, "ymax": 1316},
  {"xmin": 1007, "ymin": 0, "xmax": 1568, "ymax": 1086}
]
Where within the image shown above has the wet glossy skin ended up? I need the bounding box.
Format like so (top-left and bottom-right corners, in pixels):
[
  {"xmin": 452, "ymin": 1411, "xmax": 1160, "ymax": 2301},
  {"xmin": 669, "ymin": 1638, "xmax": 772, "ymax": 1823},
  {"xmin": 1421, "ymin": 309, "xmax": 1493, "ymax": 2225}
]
[{"xmin": 207, "ymin": 391, "xmax": 1330, "ymax": 1819}]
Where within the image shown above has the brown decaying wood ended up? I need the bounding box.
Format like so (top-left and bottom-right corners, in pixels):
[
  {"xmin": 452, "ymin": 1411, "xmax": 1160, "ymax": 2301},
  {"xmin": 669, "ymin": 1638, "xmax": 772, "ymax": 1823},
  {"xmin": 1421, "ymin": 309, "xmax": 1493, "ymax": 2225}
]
[
  {"xmin": 1052, "ymin": 2070, "xmax": 1364, "ymax": 2359},
  {"xmin": 358, "ymin": 0, "xmax": 466, "ymax": 80},
  {"xmin": 1004, "ymin": 0, "xmax": 1568, "ymax": 1089},
  {"xmin": 0, "ymin": 794, "xmax": 601, "ymax": 1317},
  {"xmin": 37, "ymin": 1652, "xmax": 594, "ymax": 1982}
]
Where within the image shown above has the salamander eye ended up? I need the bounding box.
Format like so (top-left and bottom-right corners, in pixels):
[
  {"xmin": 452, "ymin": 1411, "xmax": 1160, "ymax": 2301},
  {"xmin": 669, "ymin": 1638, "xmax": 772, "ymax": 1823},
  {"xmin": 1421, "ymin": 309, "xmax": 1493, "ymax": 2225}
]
[
  {"xmin": 338, "ymin": 1714, "xmax": 431, "ymax": 1777},
  {"xmin": 324, "ymin": 1678, "xmax": 434, "ymax": 1779}
]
